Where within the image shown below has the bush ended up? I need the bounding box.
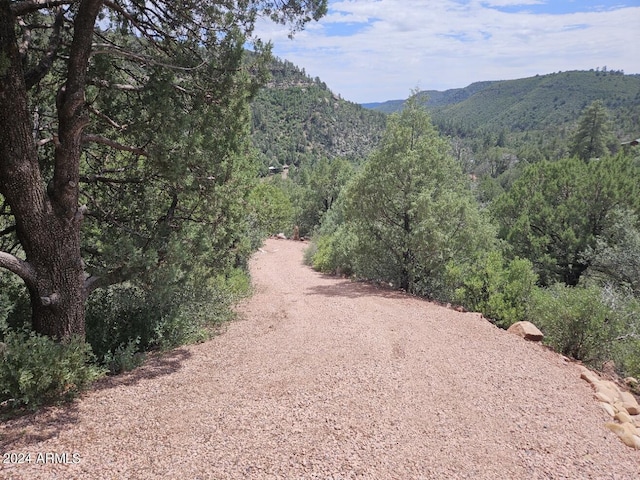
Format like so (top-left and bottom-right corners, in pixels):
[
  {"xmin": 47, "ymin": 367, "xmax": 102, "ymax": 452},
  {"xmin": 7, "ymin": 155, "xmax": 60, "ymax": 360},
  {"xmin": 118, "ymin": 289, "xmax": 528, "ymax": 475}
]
[
  {"xmin": 101, "ymin": 338, "xmax": 145, "ymax": 375},
  {"xmin": 307, "ymin": 226, "xmax": 357, "ymax": 276},
  {"xmin": 528, "ymin": 284, "xmax": 616, "ymax": 367},
  {"xmin": 86, "ymin": 267, "xmax": 251, "ymax": 364},
  {"xmin": 0, "ymin": 329, "xmax": 104, "ymax": 409},
  {"xmin": 447, "ymin": 251, "xmax": 538, "ymax": 328},
  {"xmin": 599, "ymin": 286, "xmax": 640, "ymax": 379}
]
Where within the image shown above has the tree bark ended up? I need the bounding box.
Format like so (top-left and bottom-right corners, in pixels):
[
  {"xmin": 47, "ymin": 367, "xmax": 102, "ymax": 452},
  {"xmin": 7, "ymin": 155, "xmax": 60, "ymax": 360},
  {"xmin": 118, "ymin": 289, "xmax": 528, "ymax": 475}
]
[{"xmin": 0, "ymin": 0, "xmax": 103, "ymax": 339}]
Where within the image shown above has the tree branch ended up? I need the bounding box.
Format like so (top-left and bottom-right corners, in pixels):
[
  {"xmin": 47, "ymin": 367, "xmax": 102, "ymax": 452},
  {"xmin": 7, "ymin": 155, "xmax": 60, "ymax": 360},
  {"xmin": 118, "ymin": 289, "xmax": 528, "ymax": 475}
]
[
  {"xmin": 88, "ymin": 78, "xmax": 144, "ymax": 92},
  {"xmin": 0, "ymin": 251, "xmax": 36, "ymax": 288},
  {"xmin": 24, "ymin": 7, "xmax": 65, "ymax": 90},
  {"xmin": 0, "ymin": 225, "xmax": 16, "ymax": 237},
  {"xmin": 82, "ymin": 134, "xmax": 148, "ymax": 156},
  {"xmin": 10, "ymin": 0, "xmax": 76, "ymax": 17}
]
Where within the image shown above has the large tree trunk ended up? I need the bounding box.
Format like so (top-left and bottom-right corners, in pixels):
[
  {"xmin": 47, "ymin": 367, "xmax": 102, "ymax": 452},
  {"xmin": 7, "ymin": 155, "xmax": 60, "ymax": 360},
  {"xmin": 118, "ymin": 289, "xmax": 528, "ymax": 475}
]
[{"xmin": 0, "ymin": 0, "xmax": 102, "ymax": 339}]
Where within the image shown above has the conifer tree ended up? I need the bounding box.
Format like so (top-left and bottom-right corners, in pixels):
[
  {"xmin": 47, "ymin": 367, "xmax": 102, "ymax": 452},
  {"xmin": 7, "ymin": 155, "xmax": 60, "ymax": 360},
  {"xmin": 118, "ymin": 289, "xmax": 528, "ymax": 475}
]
[
  {"xmin": 0, "ymin": 0, "xmax": 327, "ymax": 339},
  {"xmin": 569, "ymin": 100, "xmax": 615, "ymax": 161}
]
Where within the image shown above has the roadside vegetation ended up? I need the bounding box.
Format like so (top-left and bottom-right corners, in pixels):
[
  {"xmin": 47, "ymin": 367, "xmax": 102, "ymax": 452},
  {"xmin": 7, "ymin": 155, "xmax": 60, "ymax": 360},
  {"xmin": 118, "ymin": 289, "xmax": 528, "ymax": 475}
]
[
  {"xmin": 1, "ymin": 2, "xmax": 639, "ymax": 411},
  {"xmin": 302, "ymin": 95, "xmax": 640, "ymax": 386}
]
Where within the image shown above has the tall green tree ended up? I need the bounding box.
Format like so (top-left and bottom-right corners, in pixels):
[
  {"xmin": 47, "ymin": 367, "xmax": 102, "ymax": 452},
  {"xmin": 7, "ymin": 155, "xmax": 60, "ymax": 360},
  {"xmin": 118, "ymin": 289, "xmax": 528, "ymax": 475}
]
[
  {"xmin": 492, "ymin": 155, "xmax": 640, "ymax": 286},
  {"xmin": 569, "ymin": 100, "xmax": 615, "ymax": 162},
  {"xmin": 0, "ymin": 0, "xmax": 327, "ymax": 339},
  {"xmin": 292, "ymin": 157, "xmax": 354, "ymax": 235},
  {"xmin": 343, "ymin": 95, "xmax": 493, "ymax": 295}
]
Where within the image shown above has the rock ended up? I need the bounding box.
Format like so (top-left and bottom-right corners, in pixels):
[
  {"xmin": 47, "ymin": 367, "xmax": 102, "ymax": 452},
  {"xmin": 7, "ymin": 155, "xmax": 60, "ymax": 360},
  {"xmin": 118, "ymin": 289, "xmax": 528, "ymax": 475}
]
[
  {"xmin": 605, "ymin": 422, "xmax": 640, "ymax": 449},
  {"xmin": 624, "ymin": 377, "xmax": 638, "ymax": 387},
  {"xmin": 507, "ymin": 321, "xmax": 544, "ymax": 341},
  {"xmin": 596, "ymin": 391, "xmax": 615, "ymax": 404},
  {"xmin": 276, "ymin": 233, "xmax": 287, "ymax": 240},
  {"xmin": 593, "ymin": 381, "xmax": 622, "ymax": 403},
  {"xmin": 615, "ymin": 410, "xmax": 633, "ymax": 424},
  {"xmin": 579, "ymin": 366, "xmax": 600, "ymax": 385},
  {"xmin": 600, "ymin": 402, "xmax": 616, "ymax": 417},
  {"xmin": 620, "ymin": 391, "xmax": 640, "ymax": 415}
]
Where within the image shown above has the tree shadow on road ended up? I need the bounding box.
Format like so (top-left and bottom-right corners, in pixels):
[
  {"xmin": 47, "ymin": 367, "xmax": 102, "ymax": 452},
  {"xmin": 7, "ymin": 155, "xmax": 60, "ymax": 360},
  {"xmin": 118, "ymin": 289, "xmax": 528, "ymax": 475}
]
[
  {"xmin": 0, "ymin": 348, "xmax": 191, "ymax": 451},
  {"xmin": 92, "ymin": 347, "xmax": 191, "ymax": 392},
  {"xmin": 305, "ymin": 276, "xmax": 411, "ymax": 300}
]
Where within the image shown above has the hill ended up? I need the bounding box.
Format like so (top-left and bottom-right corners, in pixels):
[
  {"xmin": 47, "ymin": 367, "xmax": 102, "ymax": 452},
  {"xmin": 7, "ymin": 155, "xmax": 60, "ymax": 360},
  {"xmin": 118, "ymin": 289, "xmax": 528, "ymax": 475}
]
[
  {"xmin": 364, "ymin": 70, "xmax": 640, "ymax": 139},
  {"xmin": 251, "ymin": 59, "xmax": 387, "ymax": 172}
]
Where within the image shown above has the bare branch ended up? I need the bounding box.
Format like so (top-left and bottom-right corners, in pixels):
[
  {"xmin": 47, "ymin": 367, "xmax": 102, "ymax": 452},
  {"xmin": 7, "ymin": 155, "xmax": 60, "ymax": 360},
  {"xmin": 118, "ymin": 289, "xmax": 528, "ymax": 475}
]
[
  {"xmin": 0, "ymin": 251, "xmax": 36, "ymax": 288},
  {"xmin": 80, "ymin": 174, "xmax": 145, "ymax": 184},
  {"xmin": 92, "ymin": 43, "xmax": 206, "ymax": 71},
  {"xmin": 10, "ymin": 0, "xmax": 75, "ymax": 17},
  {"xmin": 82, "ymin": 133, "xmax": 148, "ymax": 156},
  {"xmin": 88, "ymin": 78, "xmax": 144, "ymax": 92},
  {"xmin": 87, "ymin": 105, "xmax": 128, "ymax": 130},
  {"xmin": 0, "ymin": 225, "xmax": 17, "ymax": 236}
]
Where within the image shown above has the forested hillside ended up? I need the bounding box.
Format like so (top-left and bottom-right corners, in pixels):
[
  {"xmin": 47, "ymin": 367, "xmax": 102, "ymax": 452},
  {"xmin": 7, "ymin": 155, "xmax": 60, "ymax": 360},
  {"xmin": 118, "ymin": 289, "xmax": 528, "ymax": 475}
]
[
  {"xmin": 365, "ymin": 70, "xmax": 640, "ymax": 139},
  {"xmin": 251, "ymin": 59, "xmax": 387, "ymax": 171}
]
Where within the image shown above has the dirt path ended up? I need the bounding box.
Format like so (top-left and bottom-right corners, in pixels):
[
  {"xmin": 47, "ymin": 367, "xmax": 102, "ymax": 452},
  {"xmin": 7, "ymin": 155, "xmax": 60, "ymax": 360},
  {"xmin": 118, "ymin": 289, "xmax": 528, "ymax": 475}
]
[{"xmin": 2, "ymin": 239, "xmax": 639, "ymax": 479}]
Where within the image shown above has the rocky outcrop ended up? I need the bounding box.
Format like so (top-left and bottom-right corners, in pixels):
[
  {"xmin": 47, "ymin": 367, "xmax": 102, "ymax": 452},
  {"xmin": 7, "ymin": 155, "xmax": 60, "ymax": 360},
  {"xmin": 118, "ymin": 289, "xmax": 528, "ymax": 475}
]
[{"xmin": 579, "ymin": 365, "xmax": 640, "ymax": 449}]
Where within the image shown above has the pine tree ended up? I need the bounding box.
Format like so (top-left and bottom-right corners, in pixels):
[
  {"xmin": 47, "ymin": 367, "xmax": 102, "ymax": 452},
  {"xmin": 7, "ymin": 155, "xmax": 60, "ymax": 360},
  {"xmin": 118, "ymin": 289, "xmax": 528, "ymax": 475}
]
[
  {"xmin": 569, "ymin": 100, "xmax": 615, "ymax": 161},
  {"xmin": 0, "ymin": 1, "xmax": 327, "ymax": 339}
]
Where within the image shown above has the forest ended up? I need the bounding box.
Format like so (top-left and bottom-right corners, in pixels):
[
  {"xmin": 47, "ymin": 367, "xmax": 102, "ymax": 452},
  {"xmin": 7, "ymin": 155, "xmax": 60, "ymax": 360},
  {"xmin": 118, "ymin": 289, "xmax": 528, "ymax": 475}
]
[{"xmin": 1, "ymin": 1, "xmax": 639, "ymax": 412}]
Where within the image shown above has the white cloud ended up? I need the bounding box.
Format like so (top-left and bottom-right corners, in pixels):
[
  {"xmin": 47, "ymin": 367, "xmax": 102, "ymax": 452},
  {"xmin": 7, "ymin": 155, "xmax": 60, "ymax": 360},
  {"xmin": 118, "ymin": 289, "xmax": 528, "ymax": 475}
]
[{"xmin": 254, "ymin": 1, "xmax": 640, "ymax": 103}]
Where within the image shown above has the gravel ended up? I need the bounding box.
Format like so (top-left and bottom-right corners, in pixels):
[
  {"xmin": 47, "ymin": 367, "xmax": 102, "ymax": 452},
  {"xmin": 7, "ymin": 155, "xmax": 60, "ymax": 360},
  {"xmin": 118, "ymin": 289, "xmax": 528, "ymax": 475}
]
[{"xmin": 1, "ymin": 238, "xmax": 639, "ymax": 479}]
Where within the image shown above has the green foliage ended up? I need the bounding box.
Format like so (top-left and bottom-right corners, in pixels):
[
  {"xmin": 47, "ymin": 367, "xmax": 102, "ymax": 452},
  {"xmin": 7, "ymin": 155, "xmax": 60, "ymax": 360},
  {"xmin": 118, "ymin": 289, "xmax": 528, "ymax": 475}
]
[
  {"xmin": 492, "ymin": 154, "xmax": 640, "ymax": 286},
  {"xmin": 598, "ymin": 288, "xmax": 640, "ymax": 379},
  {"xmin": 369, "ymin": 70, "xmax": 640, "ymax": 139},
  {"xmin": 251, "ymin": 58, "xmax": 386, "ymax": 170},
  {"xmin": 341, "ymin": 95, "xmax": 495, "ymax": 296},
  {"xmin": 583, "ymin": 208, "xmax": 640, "ymax": 294},
  {"xmin": 247, "ymin": 181, "xmax": 295, "ymax": 244},
  {"xmin": 309, "ymin": 225, "xmax": 357, "ymax": 276},
  {"xmin": 86, "ymin": 267, "xmax": 251, "ymax": 365},
  {"xmin": 569, "ymin": 100, "xmax": 616, "ymax": 161},
  {"xmin": 288, "ymin": 157, "xmax": 354, "ymax": 236},
  {"xmin": 0, "ymin": 330, "xmax": 104, "ymax": 409},
  {"xmin": 529, "ymin": 284, "xmax": 617, "ymax": 366},
  {"xmin": 447, "ymin": 251, "xmax": 538, "ymax": 328},
  {"xmin": 101, "ymin": 338, "xmax": 144, "ymax": 375}
]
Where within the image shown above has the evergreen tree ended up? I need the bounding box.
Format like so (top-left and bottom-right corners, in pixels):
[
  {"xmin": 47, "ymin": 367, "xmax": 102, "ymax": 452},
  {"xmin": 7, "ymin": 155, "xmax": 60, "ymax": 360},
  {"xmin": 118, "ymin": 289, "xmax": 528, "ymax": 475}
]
[
  {"xmin": 342, "ymin": 94, "xmax": 493, "ymax": 295},
  {"xmin": 492, "ymin": 154, "xmax": 640, "ymax": 286},
  {"xmin": 569, "ymin": 100, "xmax": 615, "ymax": 161},
  {"xmin": 0, "ymin": 1, "xmax": 327, "ymax": 339}
]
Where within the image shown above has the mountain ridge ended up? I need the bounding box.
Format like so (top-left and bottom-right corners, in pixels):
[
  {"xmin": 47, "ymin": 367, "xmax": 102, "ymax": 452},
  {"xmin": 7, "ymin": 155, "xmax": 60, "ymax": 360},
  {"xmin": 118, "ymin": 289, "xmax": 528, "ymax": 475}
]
[{"xmin": 362, "ymin": 70, "xmax": 640, "ymax": 138}]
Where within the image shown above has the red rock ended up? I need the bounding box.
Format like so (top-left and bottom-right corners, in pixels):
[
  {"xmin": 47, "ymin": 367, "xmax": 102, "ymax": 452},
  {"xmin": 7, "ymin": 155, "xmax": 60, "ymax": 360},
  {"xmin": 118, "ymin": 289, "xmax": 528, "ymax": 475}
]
[{"xmin": 507, "ymin": 321, "xmax": 544, "ymax": 341}]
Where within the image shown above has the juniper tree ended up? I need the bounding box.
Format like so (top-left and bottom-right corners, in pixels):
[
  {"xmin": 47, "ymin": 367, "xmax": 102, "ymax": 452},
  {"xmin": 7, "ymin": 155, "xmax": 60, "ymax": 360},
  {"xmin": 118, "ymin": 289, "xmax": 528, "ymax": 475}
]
[{"xmin": 0, "ymin": 0, "xmax": 327, "ymax": 339}]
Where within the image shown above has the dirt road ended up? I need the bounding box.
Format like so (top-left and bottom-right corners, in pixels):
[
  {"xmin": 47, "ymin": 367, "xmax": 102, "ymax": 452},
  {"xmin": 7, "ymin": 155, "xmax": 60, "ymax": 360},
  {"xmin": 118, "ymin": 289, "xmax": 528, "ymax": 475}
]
[{"xmin": 2, "ymin": 239, "xmax": 639, "ymax": 479}]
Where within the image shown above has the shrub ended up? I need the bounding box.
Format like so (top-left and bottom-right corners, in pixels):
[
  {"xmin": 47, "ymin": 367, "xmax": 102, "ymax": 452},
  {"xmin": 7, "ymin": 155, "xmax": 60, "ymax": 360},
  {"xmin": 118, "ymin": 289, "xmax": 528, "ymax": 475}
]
[
  {"xmin": 599, "ymin": 286, "xmax": 640, "ymax": 379},
  {"xmin": 0, "ymin": 329, "xmax": 104, "ymax": 409},
  {"xmin": 101, "ymin": 338, "xmax": 145, "ymax": 375},
  {"xmin": 447, "ymin": 251, "xmax": 538, "ymax": 328},
  {"xmin": 528, "ymin": 284, "xmax": 616, "ymax": 367},
  {"xmin": 308, "ymin": 226, "xmax": 357, "ymax": 276},
  {"xmin": 85, "ymin": 267, "xmax": 251, "ymax": 363}
]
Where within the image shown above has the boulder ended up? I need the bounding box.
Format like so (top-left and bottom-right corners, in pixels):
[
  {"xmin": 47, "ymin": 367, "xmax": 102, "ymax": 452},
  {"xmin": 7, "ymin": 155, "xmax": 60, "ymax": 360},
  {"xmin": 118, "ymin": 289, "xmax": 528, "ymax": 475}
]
[
  {"xmin": 615, "ymin": 410, "xmax": 634, "ymax": 424},
  {"xmin": 507, "ymin": 321, "xmax": 544, "ymax": 341},
  {"xmin": 599, "ymin": 402, "xmax": 616, "ymax": 417},
  {"xmin": 605, "ymin": 422, "xmax": 640, "ymax": 449},
  {"xmin": 620, "ymin": 391, "xmax": 640, "ymax": 415},
  {"xmin": 579, "ymin": 366, "xmax": 600, "ymax": 385}
]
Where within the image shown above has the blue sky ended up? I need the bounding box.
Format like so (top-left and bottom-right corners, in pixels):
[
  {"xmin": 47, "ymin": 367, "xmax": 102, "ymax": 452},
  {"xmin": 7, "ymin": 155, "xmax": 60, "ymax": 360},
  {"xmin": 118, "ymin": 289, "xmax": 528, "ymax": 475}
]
[{"xmin": 254, "ymin": 0, "xmax": 640, "ymax": 103}]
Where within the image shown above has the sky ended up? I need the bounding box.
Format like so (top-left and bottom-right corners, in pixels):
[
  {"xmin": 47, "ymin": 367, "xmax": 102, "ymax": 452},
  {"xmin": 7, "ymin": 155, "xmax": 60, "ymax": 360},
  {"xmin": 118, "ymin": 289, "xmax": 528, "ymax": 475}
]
[{"xmin": 253, "ymin": 0, "xmax": 640, "ymax": 104}]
